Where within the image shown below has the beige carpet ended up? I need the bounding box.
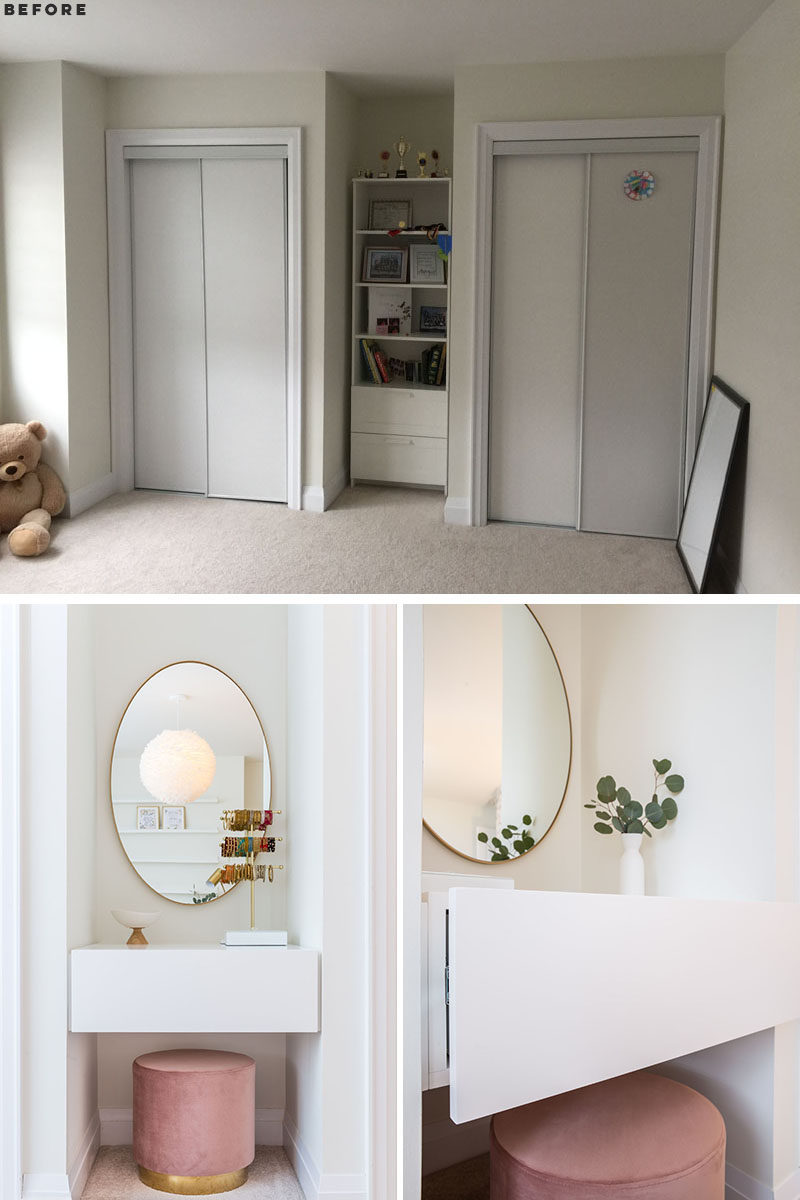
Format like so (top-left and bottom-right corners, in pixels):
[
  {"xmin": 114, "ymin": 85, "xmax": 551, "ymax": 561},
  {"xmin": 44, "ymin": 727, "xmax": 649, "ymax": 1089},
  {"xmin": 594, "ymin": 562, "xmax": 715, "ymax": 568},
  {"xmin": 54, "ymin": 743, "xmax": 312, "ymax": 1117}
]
[
  {"xmin": 0, "ymin": 485, "xmax": 690, "ymax": 595},
  {"xmin": 422, "ymin": 1154, "xmax": 490, "ymax": 1200},
  {"xmin": 81, "ymin": 1146, "xmax": 303, "ymax": 1198}
]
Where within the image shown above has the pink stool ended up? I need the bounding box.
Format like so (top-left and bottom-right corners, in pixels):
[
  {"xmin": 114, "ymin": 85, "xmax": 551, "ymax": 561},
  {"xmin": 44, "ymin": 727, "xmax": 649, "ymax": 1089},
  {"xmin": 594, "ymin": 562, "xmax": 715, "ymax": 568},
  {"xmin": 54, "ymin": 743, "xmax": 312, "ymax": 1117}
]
[
  {"xmin": 491, "ymin": 1071, "xmax": 725, "ymax": 1199},
  {"xmin": 133, "ymin": 1049, "xmax": 255, "ymax": 1194}
]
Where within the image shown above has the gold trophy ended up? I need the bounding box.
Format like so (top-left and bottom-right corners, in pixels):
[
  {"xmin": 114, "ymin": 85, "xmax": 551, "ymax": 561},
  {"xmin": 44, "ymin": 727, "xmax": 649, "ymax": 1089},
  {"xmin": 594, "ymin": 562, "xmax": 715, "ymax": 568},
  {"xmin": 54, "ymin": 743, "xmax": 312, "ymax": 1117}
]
[{"xmin": 394, "ymin": 135, "xmax": 411, "ymax": 178}]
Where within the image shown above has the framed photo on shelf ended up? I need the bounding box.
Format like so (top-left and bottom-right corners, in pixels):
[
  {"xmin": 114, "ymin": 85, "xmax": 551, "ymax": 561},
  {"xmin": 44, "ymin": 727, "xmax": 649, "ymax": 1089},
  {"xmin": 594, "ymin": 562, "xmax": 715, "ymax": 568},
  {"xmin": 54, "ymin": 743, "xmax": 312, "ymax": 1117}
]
[
  {"xmin": 136, "ymin": 805, "xmax": 160, "ymax": 831},
  {"xmin": 362, "ymin": 246, "xmax": 408, "ymax": 283},
  {"xmin": 162, "ymin": 805, "xmax": 186, "ymax": 831},
  {"xmin": 419, "ymin": 305, "xmax": 447, "ymax": 334},
  {"xmin": 368, "ymin": 199, "xmax": 412, "ymax": 231},
  {"xmin": 410, "ymin": 242, "xmax": 445, "ymax": 284}
]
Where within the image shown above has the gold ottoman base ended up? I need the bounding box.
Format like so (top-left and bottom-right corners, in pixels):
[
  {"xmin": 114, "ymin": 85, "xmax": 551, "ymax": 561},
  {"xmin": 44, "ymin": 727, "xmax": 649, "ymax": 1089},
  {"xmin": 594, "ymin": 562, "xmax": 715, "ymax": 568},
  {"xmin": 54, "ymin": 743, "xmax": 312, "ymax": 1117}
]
[{"xmin": 137, "ymin": 1165, "xmax": 248, "ymax": 1194}]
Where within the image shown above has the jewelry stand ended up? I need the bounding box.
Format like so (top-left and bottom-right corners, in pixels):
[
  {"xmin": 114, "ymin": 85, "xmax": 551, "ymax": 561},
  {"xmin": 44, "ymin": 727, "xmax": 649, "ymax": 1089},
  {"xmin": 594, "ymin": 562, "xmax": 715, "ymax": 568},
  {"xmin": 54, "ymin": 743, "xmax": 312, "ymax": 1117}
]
[{"xmin": 217, "ymin": 808, "xmax": 287, "ymax": 946}]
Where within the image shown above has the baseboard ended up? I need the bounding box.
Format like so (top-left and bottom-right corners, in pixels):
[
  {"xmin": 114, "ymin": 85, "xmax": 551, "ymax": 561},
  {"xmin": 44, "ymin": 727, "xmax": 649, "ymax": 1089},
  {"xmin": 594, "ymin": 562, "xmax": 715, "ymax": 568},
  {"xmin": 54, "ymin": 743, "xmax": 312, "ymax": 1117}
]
[
  {"xmin": 100, "ymin": 1107, "xmax": 284, "ymax": 1148},
  {"xmin": 422, "ymin": 1114, "xmax": 491, "ymax": 1176},
  {"xmin": 443, "ymin": 496, "xmax": 470, "ymax": 526},
  {"xmin": 302, "ymin": 468, "xmax": 347, "ymax": 513},
  {"xmin": 21, "ymin": 1175, "xmax": 71, "ymax": 1199},
  {"xmin": 68, "ymin": 1112, "xmax": 100, "ymax": 1197},
  {"xmin": 283, "ymin": 1114, "xmax": 366, "ymax": 1200},
  {"xmin": 726, "ymin": 1162, "xmax": 792, "ymax": 1200},
  {"xmin": 66, "ymin": 472, "xmax": 116, "ymax": 518}
]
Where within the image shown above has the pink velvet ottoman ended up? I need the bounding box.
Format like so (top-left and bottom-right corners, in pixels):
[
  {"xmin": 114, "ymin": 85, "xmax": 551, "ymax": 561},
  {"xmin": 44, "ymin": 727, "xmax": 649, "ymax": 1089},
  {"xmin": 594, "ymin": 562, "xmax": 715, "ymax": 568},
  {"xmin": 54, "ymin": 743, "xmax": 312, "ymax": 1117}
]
[
  {"xmin": 133, "ymin": 1049, "xmax": 255, "ymax": 1194},
  {"xmin": 491, "ymin": 1071, "xmax": 725, "ymax": 1199}
]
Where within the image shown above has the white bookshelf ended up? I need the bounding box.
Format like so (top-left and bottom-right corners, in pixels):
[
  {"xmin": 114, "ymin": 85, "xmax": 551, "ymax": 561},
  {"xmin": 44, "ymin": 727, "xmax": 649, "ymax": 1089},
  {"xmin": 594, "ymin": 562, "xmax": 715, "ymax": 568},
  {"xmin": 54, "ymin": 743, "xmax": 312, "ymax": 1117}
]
[{"xmin": 350, "ymin": 176, "xmax": 451, "ymax": 489}]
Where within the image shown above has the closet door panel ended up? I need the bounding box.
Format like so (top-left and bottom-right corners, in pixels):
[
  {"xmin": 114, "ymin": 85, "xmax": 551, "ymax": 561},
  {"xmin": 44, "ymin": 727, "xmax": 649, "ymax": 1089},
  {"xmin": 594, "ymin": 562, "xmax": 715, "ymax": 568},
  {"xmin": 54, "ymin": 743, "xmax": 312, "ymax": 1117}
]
[
  {"xmin": 580, "ymin": 151, "xmax": 697, "ymax": 538},
  {"xmin": 130, "ymin": 159, "xmax": 207, "ymax": 493},
  {"xmin": 202, "ymin": 158, "xmax": 287, "ymax": 502},
  {"xmin": 488, "ymin": 155, "xmax": 585, "ymax": 527}
]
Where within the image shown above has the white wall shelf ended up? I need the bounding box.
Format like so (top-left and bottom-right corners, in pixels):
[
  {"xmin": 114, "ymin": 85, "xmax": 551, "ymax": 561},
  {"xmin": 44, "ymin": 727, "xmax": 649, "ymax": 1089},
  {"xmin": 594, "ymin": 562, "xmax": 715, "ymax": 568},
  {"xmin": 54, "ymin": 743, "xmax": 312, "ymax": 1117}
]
[{"xmin": 70, "ymin": 943, "xmax": 319, "ymax": 1033}]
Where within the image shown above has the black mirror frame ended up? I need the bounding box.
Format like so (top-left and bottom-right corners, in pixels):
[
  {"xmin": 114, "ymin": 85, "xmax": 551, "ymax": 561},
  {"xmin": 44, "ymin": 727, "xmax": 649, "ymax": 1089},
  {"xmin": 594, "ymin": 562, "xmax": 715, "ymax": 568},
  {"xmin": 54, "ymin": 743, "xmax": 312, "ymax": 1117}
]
[{"xmin": 677, "ymin": 375, "xmax": 749, "ymax": 594}]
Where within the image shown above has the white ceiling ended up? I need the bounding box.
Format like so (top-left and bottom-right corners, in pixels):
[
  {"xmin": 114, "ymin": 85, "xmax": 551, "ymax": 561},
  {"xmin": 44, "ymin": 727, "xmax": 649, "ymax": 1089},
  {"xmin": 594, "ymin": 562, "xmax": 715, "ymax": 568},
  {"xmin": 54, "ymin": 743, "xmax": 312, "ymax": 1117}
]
[{"xmin": 0, "ymin": 0, "xmax": 773, "ymax": 94}]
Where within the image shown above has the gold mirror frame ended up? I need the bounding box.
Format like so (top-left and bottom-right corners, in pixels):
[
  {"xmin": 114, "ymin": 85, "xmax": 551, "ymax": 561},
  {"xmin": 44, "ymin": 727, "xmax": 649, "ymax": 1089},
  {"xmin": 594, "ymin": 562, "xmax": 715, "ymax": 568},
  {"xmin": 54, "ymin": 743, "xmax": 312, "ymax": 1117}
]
[
  {"xmin": 422, "ymin": 605, "xmax": 573, "ymax": 865},
  {"xmin": 109, "ymin": 660, "xmax": 272, "ymax": 906}
]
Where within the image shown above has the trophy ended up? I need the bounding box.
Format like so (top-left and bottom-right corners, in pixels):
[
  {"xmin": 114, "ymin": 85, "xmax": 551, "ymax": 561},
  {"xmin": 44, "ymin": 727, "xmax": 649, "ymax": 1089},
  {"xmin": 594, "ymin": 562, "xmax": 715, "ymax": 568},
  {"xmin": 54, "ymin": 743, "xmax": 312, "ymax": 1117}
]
[{"xmin": 394, "ymin": 135, "xmax": 411, "ymax": 178}]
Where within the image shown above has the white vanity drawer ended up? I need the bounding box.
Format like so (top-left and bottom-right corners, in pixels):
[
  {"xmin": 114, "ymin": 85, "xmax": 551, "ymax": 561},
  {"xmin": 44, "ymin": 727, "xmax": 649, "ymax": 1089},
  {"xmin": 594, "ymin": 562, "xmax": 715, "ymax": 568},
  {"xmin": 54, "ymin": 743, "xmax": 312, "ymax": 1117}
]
[
  {"xmin": 70, "ymin": 944, "xmax": 320, "ymax": 1033},
  {"xmin": 351, "ymin": 432, "xmax": 446, "ymax": 486},
  {"xmin": 351, "ymin": 386, "xmax": 448, "ymax": 438}
]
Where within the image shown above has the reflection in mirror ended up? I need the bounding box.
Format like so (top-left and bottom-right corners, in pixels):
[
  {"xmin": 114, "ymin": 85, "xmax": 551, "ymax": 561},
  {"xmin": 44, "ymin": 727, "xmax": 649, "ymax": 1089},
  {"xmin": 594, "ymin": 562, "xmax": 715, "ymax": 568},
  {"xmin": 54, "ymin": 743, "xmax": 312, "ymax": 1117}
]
[
  {"xmin": 677, "ymin": 377, "xmax": 749, "ymax": 593},
  {"xmin": 422, "ymin": 605, "xmax": 571, "ymax": 863},
  {"xmin": 111, "ymin": 661, "xmax": 271, "ymax": 905}
]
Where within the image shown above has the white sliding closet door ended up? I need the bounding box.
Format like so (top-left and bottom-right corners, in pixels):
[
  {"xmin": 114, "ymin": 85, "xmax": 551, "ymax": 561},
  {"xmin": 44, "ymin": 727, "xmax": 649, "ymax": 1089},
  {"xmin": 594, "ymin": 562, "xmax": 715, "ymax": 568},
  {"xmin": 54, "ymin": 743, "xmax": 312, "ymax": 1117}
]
[
  {"xmin": 129, "ymin": 151, "xmax": 288, "ymax": 502},
  {"xmin": 489, "ymin": 155, "xmax": 586, "ymax": 527},
  {"xmin": 203, "ymin": 158, "xmax": 287, "ymax": 501},
  {"xmin": 487, "ymin": 142, "xmax": 698, "ymax": 538},
  {"xmin": 580, "ymin": 152, "xmax": 696, "ymax": 538},
  {"xmin": 131, "ymin": 159, "xmax": 208, "ymax": 493}
]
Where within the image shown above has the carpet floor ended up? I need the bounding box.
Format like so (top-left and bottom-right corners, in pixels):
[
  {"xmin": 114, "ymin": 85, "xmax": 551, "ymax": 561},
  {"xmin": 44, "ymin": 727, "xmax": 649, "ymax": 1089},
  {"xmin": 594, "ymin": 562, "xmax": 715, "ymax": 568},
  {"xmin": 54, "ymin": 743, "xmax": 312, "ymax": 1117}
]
[
  {"xmin": 0, "ymin": 485, "xmax": 690, "ymax": 595},
  {"xmin": 81, "ymin": 1146, "xmax": 303, "ymax": 1198},
  {"xmin": 422, "ymin": 1153, "xmax": 490, "ymax": 1200}
]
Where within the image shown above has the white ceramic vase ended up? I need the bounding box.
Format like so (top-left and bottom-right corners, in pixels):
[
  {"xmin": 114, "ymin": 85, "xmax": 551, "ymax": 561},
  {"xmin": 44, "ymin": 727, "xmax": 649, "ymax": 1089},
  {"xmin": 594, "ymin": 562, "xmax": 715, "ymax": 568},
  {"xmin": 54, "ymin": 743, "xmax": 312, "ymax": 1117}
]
[{"xmin": 619, "ymin": 833, "xmax": 645, "ymax": 895}]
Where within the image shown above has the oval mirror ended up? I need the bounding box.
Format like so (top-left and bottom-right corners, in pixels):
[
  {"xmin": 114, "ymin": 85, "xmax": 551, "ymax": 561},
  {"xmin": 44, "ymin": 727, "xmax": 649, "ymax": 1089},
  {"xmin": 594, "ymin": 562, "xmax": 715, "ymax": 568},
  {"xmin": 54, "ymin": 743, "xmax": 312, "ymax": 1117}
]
[
  {"xmin": 110, "ymin": 661, "xmax": 271, "ymax": 904},
  {"xmin": 422, "ymin": 605, "xmax": 571, "ymax": 862}
]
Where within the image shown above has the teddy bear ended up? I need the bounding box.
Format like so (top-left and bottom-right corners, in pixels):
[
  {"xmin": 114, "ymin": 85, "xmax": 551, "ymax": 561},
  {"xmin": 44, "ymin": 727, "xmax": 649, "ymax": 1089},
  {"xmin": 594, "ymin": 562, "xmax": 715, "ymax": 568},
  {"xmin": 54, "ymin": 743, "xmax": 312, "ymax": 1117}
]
[{"xmin": 0, "ymin": 421, "xmax": 66, "ymax": 556}]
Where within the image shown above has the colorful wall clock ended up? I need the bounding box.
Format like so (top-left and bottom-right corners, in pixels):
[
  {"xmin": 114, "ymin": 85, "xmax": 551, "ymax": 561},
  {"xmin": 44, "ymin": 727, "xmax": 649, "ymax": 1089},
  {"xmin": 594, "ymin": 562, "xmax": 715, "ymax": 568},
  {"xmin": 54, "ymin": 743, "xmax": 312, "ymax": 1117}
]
[{"xmin": 623, "ymin": 169, "xmax": 655, "ymax": 200}]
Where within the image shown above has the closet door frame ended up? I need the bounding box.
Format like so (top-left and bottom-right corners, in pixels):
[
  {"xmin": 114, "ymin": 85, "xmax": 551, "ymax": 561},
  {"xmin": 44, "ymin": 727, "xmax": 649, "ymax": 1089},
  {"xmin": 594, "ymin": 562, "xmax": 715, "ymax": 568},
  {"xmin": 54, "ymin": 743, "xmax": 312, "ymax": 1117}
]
[
  {"xmin": 106, "ymin": 126, "xmax": 302, "ymax": 508},
  {"xmin": 469, "ymin": 115, "xmax": 721, "ymax": 527}
]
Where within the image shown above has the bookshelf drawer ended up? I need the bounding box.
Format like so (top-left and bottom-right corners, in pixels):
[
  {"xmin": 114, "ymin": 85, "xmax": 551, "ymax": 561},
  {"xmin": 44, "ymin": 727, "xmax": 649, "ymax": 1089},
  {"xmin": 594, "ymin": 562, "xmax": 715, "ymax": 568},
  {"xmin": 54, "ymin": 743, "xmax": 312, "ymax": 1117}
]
[
  {"xmin": 351, "ymin": 432, "xmax": 447, "ymax": 487},
  {"xmin": 351, "ymin": 386, "xmax": 448, "ymax": 438}
]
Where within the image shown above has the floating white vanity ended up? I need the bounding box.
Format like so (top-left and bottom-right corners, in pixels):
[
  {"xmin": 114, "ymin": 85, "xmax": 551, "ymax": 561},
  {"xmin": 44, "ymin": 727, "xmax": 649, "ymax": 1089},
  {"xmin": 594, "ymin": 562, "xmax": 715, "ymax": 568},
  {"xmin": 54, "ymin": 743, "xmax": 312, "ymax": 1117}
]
[{"xmin": 70, "ymin": 943, "xmax": 320, "ymax": 1033}]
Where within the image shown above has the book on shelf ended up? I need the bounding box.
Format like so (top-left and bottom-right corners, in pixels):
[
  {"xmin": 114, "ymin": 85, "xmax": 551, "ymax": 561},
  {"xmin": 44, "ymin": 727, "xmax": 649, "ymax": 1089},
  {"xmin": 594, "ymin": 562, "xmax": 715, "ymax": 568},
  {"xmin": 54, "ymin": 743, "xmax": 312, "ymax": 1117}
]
[
  {"xmin": 426, "ymin": 344, "xmax": 443, "ymax": 386},
  {"xmin": 360, "ymin": 338, "xmax": 381, "ymax": 385},
  {"xmin": 372, "ymin": 346, "xmax": 391, "ymax": 383},
  {"xmin": 435, "ymin": 344, "xmax": 447, "ymax": 386}
]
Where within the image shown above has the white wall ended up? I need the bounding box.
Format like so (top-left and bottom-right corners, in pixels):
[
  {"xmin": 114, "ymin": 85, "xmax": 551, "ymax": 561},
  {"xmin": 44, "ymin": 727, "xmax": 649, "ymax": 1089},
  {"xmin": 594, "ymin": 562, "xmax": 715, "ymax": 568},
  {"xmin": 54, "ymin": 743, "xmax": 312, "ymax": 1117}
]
[
  {"xmin": 322, "ymin": 75, "xmax": 359, "ymax": 502},
  {"xmin": 445, "ymin": 55, "xmax": 726, "ymax": 510},
  {"xmin": 353, "ymin": 93, "xmax": 454, "ymax": 179},
  {"xmin": 713, "ymin": 0, "xmax": 800, "ymax": 592},
  {"xmin": 89, "ymin": 604, "xmax": 289, "ymax": 1117},
  {"xmin": 0, "ymin": 63, "xmax": 70, "ymax": 486},
  {"xmin": 105, "ymin": 71, "xmax": 329, "ymax": 494},
  {"xmin": 580, "ymin": 603, "xmax": 796, "ymax": 1194},
  {"xmin": 285, "ymin": 606, "xmax": 369, "ymax": 1199},
  {"xmin": 61, "ymin": 63, "xmax": 111, "ymax": 499}
]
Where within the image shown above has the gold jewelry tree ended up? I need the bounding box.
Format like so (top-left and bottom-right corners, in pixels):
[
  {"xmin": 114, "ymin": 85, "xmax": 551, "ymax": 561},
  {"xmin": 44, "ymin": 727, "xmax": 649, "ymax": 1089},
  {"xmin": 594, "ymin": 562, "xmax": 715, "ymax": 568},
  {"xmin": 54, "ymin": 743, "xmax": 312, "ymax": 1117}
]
[{"xmin": 209, "ymin": 808, "xmax": 286, "ymax": 946}]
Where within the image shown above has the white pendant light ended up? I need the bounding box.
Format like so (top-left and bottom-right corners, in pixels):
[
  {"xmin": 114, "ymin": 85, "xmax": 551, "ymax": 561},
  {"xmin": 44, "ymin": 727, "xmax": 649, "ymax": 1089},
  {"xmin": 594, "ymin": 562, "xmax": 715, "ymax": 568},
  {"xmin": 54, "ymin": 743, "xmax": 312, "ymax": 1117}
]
[{"xmin": 139, "ymin": 693, "xmax": 216, "ymax": 804}]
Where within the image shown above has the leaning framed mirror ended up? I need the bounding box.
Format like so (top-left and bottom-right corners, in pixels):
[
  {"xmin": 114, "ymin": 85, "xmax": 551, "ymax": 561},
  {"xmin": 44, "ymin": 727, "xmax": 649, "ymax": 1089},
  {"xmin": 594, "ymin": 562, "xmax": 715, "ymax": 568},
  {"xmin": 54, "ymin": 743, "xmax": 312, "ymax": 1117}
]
[
  {"xmin": 677, "ymin": 376, "xmax": 749, "ymax": 593},
  {"xmin": 422, "ymin": 604, "xmax": 572, "ymax": 863},
  {"xmin": 110, "ymin": 660, "xmax": 271, "ymax": 904}
]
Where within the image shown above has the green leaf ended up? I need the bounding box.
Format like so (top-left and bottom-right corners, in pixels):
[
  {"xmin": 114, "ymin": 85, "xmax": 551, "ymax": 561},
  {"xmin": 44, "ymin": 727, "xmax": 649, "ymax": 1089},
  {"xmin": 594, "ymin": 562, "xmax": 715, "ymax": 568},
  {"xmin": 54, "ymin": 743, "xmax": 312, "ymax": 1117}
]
[
  {"xmin": 513, "ymin": 840, "xmax": 526, "ymax": 854},
  {"xmin": 643, "ymin": 827, "xmax": 652, "ymax": 838},
  {"xmin": 628, "ymin": 800, "xmax": 643, "ymax": 819},
  {"xmin": 597, "ymin": 776, "xmax": 616, "ymax": 799},
  {"xmin": 507, "ymin": 824, "xmax": 519, "ymax": 831},
  {"xmin": 653, "ymin": 758, "xmax": 672, "ymax": 774},
  {"xmin": 627, "ymin": 819, "xmax": 644, "ymax": 834},
  {"xmin": 491, "ymin": 837, "xmax": 501, "ymax": 847},
  {"xmin": 661, "ymin": 797, "xmax": 678, "ymax": 821},
  {"xmin": 611, "ymin": 816, "xmax": 624, "ymax": 833},
  {"xmin": 650, "ymin": 815, "xmax": 667, "ymax": 830},
  {"xmin": 594, "ymin": 822, "xmax": 613, "ymax": 835},
  {"xmin": 522, "ymin": 814, "xmax": 532, "ymax": 825},
  {"xmin": 521, "ymin": 835, "xmax": 534, "ymax": 849},
  {"xmin": 477, "ymin": 832, "xmax": 488, "ymax": 843},
  {"xmin": 665, "ymin": 775, "xmax": 684, "ymax": 793},
  {"xmin": 645, "ymin": 799, "xmax": 663, "ymax": 822},
  {"xmin": 490, "ymin": 853, "xmax": 504, "ymax": 861},
  {"xmin": 616, "ymin": 786, "xmax": 631, "ymax": 806},
  {"xmin": 501, "ymin": 828, "xmax": 512, "ymax": 839},
  {"xmin": 584, "ymin": 803, "xmax": 597, "ymax": 809}
]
